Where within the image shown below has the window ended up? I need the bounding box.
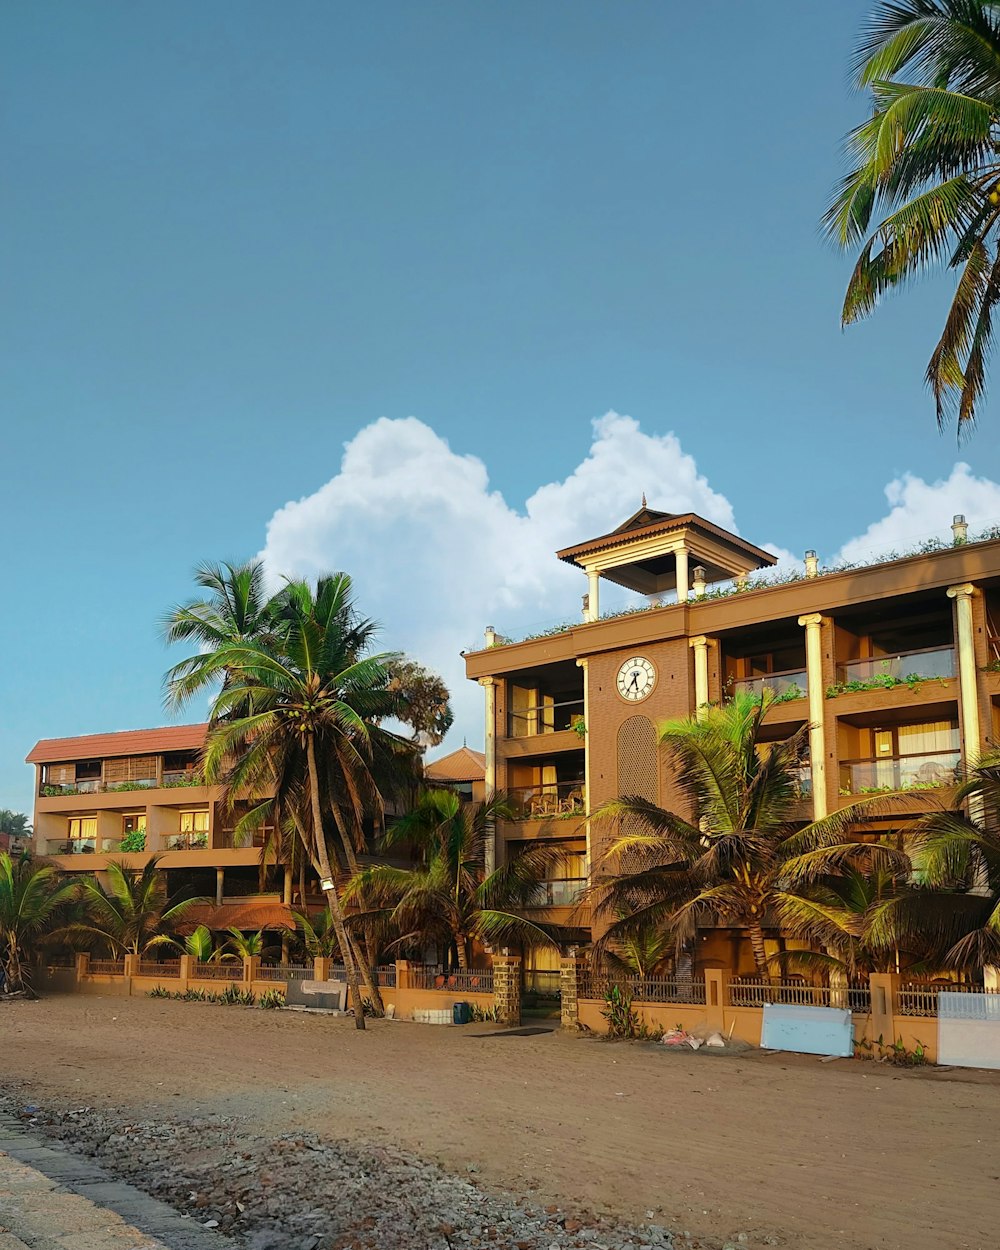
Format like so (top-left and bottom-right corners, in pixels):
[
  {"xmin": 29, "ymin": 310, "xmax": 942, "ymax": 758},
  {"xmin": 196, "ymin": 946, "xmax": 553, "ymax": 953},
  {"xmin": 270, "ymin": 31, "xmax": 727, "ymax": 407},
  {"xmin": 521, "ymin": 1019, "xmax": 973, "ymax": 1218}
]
[
  {"xmin": 122, "ymin": 814, "xmax": 146, "ymax": 834},
  {"xmin": 68, "ymin": 817, "xmax": 97, "ymax": 841},
  {"xmin": 75, "ymin": 761, "xmax": 102, "ymax": 782},
  {"xmin": 180, "ymin": 811, "xmax": 209, "ymax": 834}
]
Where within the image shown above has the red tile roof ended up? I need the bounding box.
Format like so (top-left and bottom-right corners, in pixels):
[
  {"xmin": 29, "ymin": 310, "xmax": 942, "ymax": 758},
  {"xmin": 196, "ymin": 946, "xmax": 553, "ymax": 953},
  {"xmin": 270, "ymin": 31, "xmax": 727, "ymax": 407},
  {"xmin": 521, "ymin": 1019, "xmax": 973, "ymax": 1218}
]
[
  {"xmin": 26, "ymin": 724, "xmax": 208, "ymax": 765},
  {"xmin": 424, "ymin": 745, "xmax": 486, "ymax": 783},
  {"xmin": 179, "ymin": 901, "xmax": 298, "ymax": 933}
]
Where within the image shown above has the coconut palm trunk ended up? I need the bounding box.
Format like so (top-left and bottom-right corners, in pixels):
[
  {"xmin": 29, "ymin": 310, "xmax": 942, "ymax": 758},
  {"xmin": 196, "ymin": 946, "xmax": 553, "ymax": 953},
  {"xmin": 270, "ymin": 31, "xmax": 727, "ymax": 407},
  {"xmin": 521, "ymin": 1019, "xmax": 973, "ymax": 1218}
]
[{"xmin": 307, "ymin": 737, "xmax": 366, "ymax": 1029}]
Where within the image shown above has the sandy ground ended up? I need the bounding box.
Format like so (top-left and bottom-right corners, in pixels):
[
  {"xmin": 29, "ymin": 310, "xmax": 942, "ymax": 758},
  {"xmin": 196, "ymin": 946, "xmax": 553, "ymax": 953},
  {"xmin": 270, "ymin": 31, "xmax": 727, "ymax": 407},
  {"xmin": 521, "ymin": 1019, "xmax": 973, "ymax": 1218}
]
[{"xmin": 1, "ymin": 995, "xmax": 998, "ymax": 1250}]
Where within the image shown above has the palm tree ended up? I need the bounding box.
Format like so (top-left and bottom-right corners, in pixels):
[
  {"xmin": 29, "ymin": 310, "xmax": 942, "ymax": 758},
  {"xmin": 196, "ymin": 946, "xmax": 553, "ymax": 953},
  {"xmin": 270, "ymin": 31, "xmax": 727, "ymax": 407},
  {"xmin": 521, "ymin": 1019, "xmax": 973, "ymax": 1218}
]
[
  {"xmin": 0, "ymin": 811, "xmax": 32, "ymax": 844},
  {"xmin": 0, "ymin": 853, "xmax": 78, "ymax": 992},
  {"xmin": 867, "ymin": 752, "xmax": 1000, "ymax": 968},
  {"xmin": 178, "ymin": 574, "xmax": 414, "ymax": 1028},
  {"xmin": 218, "ymin": 927, "xmax": 277, "ymax": 961},
  {"xmin": 182, "ymin": 924, "xmax": 216, "ymax": 962},
  {"xmin": 826, "ymin": 1, "xmax": 1000, "ymax": 432},
  {"xmin": 592, "ymin": 694, "xmax": 904, "ymax": 983},
  {"xmin": 65, "ymin": 857, "xmax": 206, "ymax": 958},
  {"xmin": 348, "ymin": 789, "xmax": 564, "ymax": 970},
  {"xmin": 294, "ymin": 908, "xmax": 341, "ymax": 959}
]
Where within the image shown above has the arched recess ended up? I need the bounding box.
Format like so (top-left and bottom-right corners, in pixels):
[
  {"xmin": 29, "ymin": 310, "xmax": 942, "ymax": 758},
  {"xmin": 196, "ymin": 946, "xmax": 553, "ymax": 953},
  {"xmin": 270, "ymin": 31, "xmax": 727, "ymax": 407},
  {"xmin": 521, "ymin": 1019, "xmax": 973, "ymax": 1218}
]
[{"xmin": 616, "ymin": 715, "xmax": 658, "ymax": 803}]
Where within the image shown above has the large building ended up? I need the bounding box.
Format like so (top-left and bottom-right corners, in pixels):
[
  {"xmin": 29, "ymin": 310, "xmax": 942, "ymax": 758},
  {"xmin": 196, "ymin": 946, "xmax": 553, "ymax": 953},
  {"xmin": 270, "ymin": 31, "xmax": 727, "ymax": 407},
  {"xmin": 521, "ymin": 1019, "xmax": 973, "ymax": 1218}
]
[
  {"xmin": 463, "ymin": 506, "xmax": 1000, "ymax": 974},
  {"xmin": 26, "ymin": 722, "xmax": 301, "ymax": 930}
]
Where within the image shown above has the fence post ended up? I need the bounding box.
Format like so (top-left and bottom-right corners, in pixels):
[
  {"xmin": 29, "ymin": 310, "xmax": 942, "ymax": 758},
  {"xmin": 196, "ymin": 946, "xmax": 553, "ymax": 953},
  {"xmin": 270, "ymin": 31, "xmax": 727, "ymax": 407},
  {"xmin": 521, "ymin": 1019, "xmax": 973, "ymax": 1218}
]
[
  {"xmin": 868, "ymin": 972, "xmax": 899, "ymax": 1045},
  {"xmin": 244, "ymin": 956, "xmax": 261, "ymax": 986},
  {"xmin": 75, "ymin": 952, "xmax": 90, "ymax": 982},
  {"xmin": 314, "ymin": 956, "xmax": 331, "ymax": 982},
  {"xmin": 492, "ymin": 955, "xmax": 521, "ymax": 1027},
  {"xmin": 559, "ymin": 956, "xmax": 581, "ymax": 1029},
  {"xmin": 123, "ymin": 953, "xmax": 137, "ymax": 998},
  {"xmin": 395, "ymin": 960, "xmax": 411, "ymax": 991},
  {"xmin": 704, "ymin": 968, "xmax": 730, "ymax": 1035},
  {"xmin": 178, "ymin": 954, "xmax": 192, "ymax": 991}
]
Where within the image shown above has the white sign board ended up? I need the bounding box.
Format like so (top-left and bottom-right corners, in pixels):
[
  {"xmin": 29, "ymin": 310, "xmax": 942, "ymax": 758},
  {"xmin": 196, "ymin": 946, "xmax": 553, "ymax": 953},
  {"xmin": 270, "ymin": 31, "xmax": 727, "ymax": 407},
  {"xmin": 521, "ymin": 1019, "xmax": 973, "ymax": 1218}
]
[
  {"xmin": 760, "ymin": 1003, "xmax": 854, "ymax": 1057},
  {"xmin": 938, "ymin": 992, "xmax": 1000, "ymax": 1069}
]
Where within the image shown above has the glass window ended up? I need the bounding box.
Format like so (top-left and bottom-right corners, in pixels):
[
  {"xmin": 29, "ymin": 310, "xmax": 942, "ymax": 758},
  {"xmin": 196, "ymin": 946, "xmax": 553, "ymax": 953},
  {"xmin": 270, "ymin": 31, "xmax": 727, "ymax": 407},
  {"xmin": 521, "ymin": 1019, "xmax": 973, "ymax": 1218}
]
[
  {"xmin": 122, "ymin": 814, "xmax": 146, "ymax": 834},
  {"xmin": 180, "ymin": 810, "xmax": 209, "ymax": 833},
  {"xmin": 898, "ymin": 721, "xmax": 959, "ymax": 755},
  {"xmin": 68, "ymin": 817, "xmax": 97, "ymax": 840}
]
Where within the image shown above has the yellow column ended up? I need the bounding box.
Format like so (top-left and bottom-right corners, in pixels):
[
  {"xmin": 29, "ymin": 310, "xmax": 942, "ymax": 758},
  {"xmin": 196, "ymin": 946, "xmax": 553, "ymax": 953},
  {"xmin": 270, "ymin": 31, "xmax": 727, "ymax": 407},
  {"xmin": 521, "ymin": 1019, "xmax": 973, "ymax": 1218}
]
[
  {"xmin": 576, "ymin": 658, "xmax": 591, "ymax": 869},
  {"xmin": 798, "ymin": 613, "xmax": 828, "ymax": 819},
  {"xmin": 479, "ymin": 676, "xmax": 498, "ymax": 874},
  {"xmin": 689, "ymin": 635, "xmax": 711, "ymax": 720},
  {"xmin": 947, "ymin": 584, "xmax": 982, "ymax": 767},
  {"xmin": 586, "ymin": 568, "xmax": 600, "ymax": 621},
  {"xmin": 675, "ymin": 544, "xmax": 690, "ymax": 603}
]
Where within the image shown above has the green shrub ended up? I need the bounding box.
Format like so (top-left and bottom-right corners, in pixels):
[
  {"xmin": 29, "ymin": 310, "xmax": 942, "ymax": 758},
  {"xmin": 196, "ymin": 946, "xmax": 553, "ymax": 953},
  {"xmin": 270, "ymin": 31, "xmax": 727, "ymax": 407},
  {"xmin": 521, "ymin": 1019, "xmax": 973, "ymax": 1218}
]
[
  {"xmin": 259, "ymin": 989, "xmax": 285, "ymax": 1009},
  {"xmin": 119, "ymin": 830, "xmax": 147, "ymax": 853}
]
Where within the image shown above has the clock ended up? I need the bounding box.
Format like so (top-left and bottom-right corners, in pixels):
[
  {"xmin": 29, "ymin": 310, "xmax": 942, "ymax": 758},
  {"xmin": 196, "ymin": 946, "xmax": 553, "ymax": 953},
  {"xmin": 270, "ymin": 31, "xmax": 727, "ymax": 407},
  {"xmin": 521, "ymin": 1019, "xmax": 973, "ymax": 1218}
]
[{"xmin": 616, "ymin": 656, "xmax": 656, "ymax": 703}]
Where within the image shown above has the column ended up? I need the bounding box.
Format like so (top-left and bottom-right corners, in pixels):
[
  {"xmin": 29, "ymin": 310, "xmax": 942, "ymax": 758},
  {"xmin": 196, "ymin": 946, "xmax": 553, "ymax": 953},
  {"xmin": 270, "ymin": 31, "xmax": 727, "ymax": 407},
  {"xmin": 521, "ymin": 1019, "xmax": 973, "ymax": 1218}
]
[
  {"xmin": 492, "ymin": 954, "xmax": 522, "ymax": 1027},
  {"xmin": 215, "ymin": 866, "xmax": 224, "ymax": 906},
  {"xmin": 283, "ymin": 865, "xmax": 293, "ymax": 905},
  {"xmin": 798, "ymin": 613, "xmax": 828, "ymax": 819},
  {"xmin": 947, "ymin": 584, "xmax": 982, "ymax": 767},
  {"xmin": 479, "ymin": 676, "xmax": 498, "ymax": 875},
  {"xmin": 559, "ymin": 955, "xmax": 581, "ymax": 1030},
  {"xmin": 675, "ymin": 544, "xmax": 690, "ymax": 603},
  {"xmin": 586, "ymin": 568, "xmax": 600, "ymax": 621},
  {"xmin": 576, "ymin": 658, "xmax": 591, "ymax": 868},
  {"xmin": 689, "ymin": 635, "xmax": 711, "ymax": 720}
]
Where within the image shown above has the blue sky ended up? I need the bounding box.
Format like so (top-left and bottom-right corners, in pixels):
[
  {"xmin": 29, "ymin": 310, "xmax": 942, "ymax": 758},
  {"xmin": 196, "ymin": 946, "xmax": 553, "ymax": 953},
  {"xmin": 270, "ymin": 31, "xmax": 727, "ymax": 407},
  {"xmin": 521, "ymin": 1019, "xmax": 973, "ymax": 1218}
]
[{"xmin": 5, "ymin": 1, "xmax": 1000, "ymax": 814}]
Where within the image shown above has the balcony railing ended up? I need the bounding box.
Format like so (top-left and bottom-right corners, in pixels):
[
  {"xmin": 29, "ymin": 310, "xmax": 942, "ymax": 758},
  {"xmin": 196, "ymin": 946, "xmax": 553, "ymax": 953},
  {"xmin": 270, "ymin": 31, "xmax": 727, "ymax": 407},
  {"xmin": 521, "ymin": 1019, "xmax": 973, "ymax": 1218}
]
[
  {"xmin": 839, "ymin": 749, "xmax": 961, "ymax": 795},
  {"xmin": 47, "ymin": 838, "xmax": 98, "ymax": 855},
  {"xmin": 39, "ymin": 771, "xmax": 203, "ymax": 797},
  {"xmin": 733, "ymin": 668, "xmax": 808, "ymax": 701},
  {"xmin": 161, "ymin": 833, "xmax": 209, "ymax": 850},
  {"xmin": 531, "ymin": 877, "xmax": 587, "ymax": 907},
  {"xmin": 219, "ymin": 829, "xmax": 271, "ymax": 849},
  {"xmin": 411, "ymin": 966, "xmax": 494, "ymax": 993},
  {"xmin": 837, "ymin": 644, "xmax": 955, "ymax": 686},
  {"xmin": 508, "ymin": 698, "xmax": 585, "ymax": 738},
  {"xmin": 509, "ymin": 782, "xmax": 586, "ymax": 820}
]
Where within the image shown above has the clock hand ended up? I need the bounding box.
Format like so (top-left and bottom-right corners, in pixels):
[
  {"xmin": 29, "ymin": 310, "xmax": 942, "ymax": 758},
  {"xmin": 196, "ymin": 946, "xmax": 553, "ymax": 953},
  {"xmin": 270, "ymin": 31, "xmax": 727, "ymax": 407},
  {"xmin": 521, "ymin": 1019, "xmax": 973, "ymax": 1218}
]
[{"xmin": 629, "ymin": 672, "xmax": 639, "ymax": 690}]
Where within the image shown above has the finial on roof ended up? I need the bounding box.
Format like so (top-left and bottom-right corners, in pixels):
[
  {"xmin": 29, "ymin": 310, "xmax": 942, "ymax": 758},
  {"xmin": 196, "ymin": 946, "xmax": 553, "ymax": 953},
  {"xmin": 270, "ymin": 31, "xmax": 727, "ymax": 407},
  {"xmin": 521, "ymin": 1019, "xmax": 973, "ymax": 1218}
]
[{"xmin": 641, "ymin": 492, "xmax": 647, "ymax": 507}]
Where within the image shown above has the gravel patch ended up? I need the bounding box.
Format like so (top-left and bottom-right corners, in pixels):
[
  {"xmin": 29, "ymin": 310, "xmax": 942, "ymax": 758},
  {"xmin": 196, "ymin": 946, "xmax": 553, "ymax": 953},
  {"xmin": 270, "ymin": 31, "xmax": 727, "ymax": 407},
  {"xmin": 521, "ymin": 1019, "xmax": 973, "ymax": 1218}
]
[{"xmin": 1, "ymin": 1100, "xmax": 683, "ymax": 1250}]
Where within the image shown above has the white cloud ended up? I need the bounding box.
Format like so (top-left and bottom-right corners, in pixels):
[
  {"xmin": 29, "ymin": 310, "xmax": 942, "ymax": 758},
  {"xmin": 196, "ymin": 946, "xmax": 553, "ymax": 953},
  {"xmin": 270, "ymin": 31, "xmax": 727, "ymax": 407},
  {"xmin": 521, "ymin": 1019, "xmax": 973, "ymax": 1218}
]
[
  {"xmin": 259, "ymin": 412, "xmax": 741, "ymax": 753},
  {"xmin": 834, "ymin": 463, "xmax": 1000, "ymax": 565},
  {"xmin": 259, "ymin": 417, "xmax": 1000, "ymax": 757}
]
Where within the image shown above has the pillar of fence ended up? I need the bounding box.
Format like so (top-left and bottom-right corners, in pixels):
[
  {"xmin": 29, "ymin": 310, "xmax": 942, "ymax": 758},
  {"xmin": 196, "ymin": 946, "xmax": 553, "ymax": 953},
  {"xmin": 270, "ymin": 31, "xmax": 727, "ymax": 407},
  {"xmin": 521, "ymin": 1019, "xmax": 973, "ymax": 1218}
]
[
  {"xmin": 123, "ymin": 954, "xmax": 138, "ymax": 978},
  {"xmin": 868, "ymin": 972, "xmax": 899, "ymax": 1042},
  {"xmin": 492, "ymin": 955, "xmax": 521, "ymax": 1027},
  {"xmin": 75, "ymin": 952, "xmax": 90, "ymax": 982},
  {"xmin": 313, "ymin": 956, "xmax": 331, "ymax": 981},
  {"xmin": 243, "ymin": 956, "xmax": 261, "ymax": 986},
  {"xmin": 559, "ymin": 956, "xmax": 582, "ymax": 1029},
  {"xmin": 704, "ymin": 968, "xmax": 731, "ymax": 1035},
  {"xmin": 395, "ymin": 960, "xmax": 413, "ymax": 991},
  {"xmin": 178, "ymin": 954, "xmax": 193, "ymax": 991}
]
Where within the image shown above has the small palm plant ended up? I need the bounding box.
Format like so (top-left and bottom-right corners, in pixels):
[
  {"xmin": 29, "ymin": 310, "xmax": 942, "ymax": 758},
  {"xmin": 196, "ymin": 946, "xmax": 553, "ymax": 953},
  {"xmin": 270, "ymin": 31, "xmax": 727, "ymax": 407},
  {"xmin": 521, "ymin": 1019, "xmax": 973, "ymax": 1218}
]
[
  {"xmin": 348, "ymin": 789, "xmax": 565, "ymax": 970},
  {"xmin": 592, "ymin": 694, "xmax": 903, "ymax": 982},
  {"xmin": 0, "ymin": 853, "xmax": 79, "ymax": 992},
  {"xmin": 64, "ymin": 857, "xmax": 206, "ymax": 958},
  {"xmin": 182, "ymin": 924, "xmax": 216, "ymax": 962}
]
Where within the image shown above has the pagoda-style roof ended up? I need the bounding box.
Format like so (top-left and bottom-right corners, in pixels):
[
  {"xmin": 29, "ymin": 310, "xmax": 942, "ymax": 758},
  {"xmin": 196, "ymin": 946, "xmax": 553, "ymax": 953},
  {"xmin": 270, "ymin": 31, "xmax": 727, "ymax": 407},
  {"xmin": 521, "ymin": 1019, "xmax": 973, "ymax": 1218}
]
[{"xmin": 557, "ymin": 510, "xmax": 775, "ymax": 596}]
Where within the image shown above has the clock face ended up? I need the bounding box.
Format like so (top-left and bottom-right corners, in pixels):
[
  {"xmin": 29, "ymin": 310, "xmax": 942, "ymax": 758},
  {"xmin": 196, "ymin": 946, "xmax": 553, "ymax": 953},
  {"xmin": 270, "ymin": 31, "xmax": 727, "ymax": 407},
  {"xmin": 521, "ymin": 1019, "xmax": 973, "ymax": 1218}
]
[{"xmin": 616, "ymin": 656, "xmax": 656, "ymax": 703}]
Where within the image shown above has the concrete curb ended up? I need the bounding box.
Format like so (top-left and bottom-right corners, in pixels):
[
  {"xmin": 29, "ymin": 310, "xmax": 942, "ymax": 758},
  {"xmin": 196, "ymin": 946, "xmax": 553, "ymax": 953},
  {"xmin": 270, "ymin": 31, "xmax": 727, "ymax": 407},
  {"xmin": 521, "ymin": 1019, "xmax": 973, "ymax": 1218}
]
[{"xmin": 0, "ymin": 1114, "xmax": 238, "ymax": 1250}]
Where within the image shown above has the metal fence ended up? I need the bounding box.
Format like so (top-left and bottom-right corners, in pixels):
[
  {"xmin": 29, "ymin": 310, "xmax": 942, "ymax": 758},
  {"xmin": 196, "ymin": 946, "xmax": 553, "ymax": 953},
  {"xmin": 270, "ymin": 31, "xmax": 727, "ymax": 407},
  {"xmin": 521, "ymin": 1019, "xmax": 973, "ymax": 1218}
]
[
  {"xmin": 376, "ymin": 965, "xmax": 397, "ymax": 988},
  {"xmin": 257, "ymin": 964, "xmax": 309, "ymax": 982},
  {"xmin": 410, "ymin": 965, "xmax": 494, "ymax": 993},
  {"xmin": 578, "ymin": 974, "xmax": 706, "ymax": 1005},
  {"xmin": 137, "ymin": 960, "xmax": 181, "ymax": 978},
  {"xmin": 729, "ymin": 979, "xmax": 870, "ymax": 1011},
  {"xmin": 897, "ymin": 982, "xmax": 1000, "ymax": 1017},
  {"xmin": 192, "ymin": 962, "xmax": 243, "ymax": 981},
  {"xmin": 87, "ymin": 960, "xmax": 125, "ymax": 976}
]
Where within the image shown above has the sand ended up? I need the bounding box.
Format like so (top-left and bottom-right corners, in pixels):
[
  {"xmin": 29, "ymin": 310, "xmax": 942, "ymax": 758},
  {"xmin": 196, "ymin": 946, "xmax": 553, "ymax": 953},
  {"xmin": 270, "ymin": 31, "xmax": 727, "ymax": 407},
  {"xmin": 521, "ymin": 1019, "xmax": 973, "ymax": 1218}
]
[{"xmin": 2, "ymin": 994, "xmax": 998, "ymax": 1250}]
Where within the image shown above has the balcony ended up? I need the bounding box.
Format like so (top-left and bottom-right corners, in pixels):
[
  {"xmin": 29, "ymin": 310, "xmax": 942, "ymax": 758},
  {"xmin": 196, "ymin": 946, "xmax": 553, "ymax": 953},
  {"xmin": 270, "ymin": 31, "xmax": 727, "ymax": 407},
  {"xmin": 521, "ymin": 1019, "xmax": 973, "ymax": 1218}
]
[
  {"xmin": 509, "ymin": 782, "xmax": 586, "ymax": 820},
  {"xmin": 836, "ymin": 645, "xmax": 955, "ymax": 689},
  {"xmin": 533, "ymin": 877, "xmax": 587, "ymax": 906},
  {"xmin": 161, "ymin": 833, "xmax": 209, "ymax": 851},
  {"xmin": 45, "ymin": 837, "xmax": 126, "ymax": 856},
  {"xmin": 508, "ymin": 698, "xmax": 585, "ymax": 738},
  {"xmin": 839, "ymin": 749, "xmax": 961, "ymax": 796},
  {"xmin": 733, "ymin": 668, "xmax": 808, "ymax": 702}
]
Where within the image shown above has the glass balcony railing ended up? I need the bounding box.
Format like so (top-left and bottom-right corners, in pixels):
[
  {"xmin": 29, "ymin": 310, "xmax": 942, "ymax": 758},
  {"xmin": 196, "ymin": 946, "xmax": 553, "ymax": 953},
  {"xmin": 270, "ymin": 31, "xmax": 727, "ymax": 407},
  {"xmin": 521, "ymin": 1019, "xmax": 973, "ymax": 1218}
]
[
  {"xmin": 733, "ymin": 669, "xmax": 808, "ymax": 701},
  {"xmin": 837, "ymin": 645, "xmax": 955, "ymax": 686},
  {"xmin": 532, "ymin": 878, "xmax": 588, "ymax": 906},
  {"xmin": 509, "ymin": 782, "xmax": 586, "ymax": 820},
  {"xmin": 508, "ymin": 698, "xmax": 585, "ymax": 738},
  {"xmin": 46, "ymin": 838, "xmax": 125, "ymax": 855},
  {"xmin": 839, "ymin": 749, "xmax": 961, "ymax": 795},
  {"xmin": 161, "ymin": 833, "xmax": 209, "ymax": 850}
]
